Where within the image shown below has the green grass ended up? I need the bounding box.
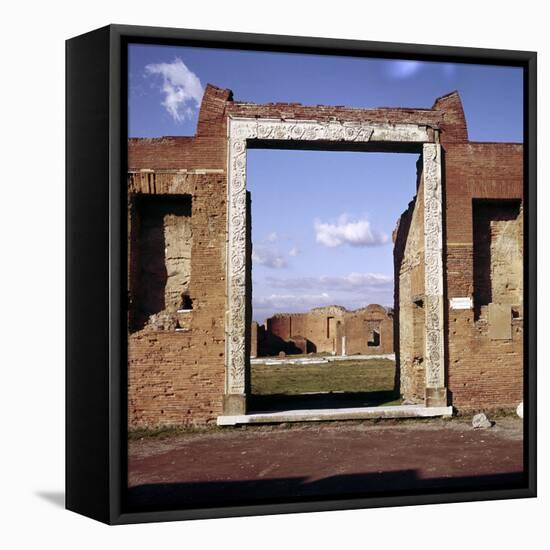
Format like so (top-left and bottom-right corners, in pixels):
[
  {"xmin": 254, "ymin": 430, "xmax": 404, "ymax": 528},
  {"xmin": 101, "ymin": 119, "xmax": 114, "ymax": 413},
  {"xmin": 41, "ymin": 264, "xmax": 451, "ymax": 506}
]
[{"xmin": 251, "ymin": 358, "xmax": 397, "ymax": 396}]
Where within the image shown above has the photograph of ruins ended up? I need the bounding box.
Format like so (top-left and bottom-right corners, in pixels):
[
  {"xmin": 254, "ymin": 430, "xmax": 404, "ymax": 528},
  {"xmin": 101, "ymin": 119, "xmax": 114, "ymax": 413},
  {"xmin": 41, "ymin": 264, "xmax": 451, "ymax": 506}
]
[{"xmin": 125, "ymin": 43, "xmax": 526, "ymax": 511}]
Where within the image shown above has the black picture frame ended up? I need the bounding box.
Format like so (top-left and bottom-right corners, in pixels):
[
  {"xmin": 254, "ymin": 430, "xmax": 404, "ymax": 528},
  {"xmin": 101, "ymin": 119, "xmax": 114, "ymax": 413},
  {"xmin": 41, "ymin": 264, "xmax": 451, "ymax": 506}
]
[{"xmin": 66, "ymin": 24, "xmax": 537, "ymax": 525}]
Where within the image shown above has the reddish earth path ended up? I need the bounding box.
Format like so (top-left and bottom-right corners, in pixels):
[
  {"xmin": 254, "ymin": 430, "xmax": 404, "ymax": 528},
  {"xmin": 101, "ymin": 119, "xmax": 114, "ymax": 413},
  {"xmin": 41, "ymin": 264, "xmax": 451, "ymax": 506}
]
[{"xmin": 127, "ymin": 418, "xmax": 524, "ymax": 511}]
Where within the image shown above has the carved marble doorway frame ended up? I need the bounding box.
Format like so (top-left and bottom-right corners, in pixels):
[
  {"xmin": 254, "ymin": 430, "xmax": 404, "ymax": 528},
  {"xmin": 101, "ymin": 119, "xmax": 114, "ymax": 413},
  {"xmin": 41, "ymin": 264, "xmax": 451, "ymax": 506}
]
[{"xmin": 224, "ymin": 116, "xmax": 446, "ymax": 414}]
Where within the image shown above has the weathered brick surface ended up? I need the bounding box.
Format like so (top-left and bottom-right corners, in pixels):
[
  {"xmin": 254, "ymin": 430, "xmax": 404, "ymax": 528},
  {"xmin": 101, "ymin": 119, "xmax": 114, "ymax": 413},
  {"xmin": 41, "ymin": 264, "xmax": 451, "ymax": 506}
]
[
  {"xmin": 128, "ymin": 137, "xmax": 226, "ymax": 171},
  {"xmin": 394, "ymin": 177, "xmax": 426, "ymax": 403},
  {"xmin": 395, "ymin": 140, "xmax": 524, "ymax": 410},
  {"xmin": 444, "ymin": 142, "xmax": 523, "ymax": 410},
  {"xmin": 128, "ymin": 171, "xmax": 227, "ymax": 427},
  {"xmin": 432, "ymin": 91, "xmax": 469, "ymax": 143},
  {"xmin": 128, "ymin": 84, "xmax": 523, "ymax": 426}
]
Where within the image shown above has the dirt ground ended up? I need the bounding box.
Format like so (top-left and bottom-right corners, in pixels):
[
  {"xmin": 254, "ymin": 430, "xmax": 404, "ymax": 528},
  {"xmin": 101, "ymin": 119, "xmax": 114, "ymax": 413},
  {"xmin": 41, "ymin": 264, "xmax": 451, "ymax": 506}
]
[{"xmin": 127, "ymin": 417, "xmax": 524, "ymax": 511}]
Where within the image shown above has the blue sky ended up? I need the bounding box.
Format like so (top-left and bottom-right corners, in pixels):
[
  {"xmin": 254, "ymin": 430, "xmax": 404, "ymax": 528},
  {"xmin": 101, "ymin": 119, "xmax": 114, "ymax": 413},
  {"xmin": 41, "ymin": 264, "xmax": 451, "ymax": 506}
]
[{"xmin": 128, "ymin": 43, "xmax": 523, "ymax": 323}]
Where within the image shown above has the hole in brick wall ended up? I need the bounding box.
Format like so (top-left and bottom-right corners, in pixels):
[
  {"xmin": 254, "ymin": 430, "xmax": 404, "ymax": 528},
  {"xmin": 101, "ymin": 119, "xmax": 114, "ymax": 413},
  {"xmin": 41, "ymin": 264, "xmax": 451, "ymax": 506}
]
[
  {"xmin": 472, "ymin": 199, "xmax": 522, "ymax": 321},
  {"xmin": 129, "ymin": 194, "xmax": 193, "ymax": 332},
  {"xmin": 327, "ymin": 316, "xmax": 335, "ymax": 339},
  {"xmin": 179, "ymin": 293, "xmax": 193, "ymax": 310},
  {"xmin": 367, "ymin": 329, "xmax": 381, "ymax": 347}
]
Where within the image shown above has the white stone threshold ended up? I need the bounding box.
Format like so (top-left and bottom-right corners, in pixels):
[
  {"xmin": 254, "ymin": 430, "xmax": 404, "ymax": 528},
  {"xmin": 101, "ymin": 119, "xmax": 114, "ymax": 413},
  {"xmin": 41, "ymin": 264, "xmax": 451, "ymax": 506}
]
[
  {"xmin": 251, "ymin": 353, "xmax": 396, "ymax": 366},
  {"xmin": 217, "ymin": 404, "xmax": 453, "ymax": 426}
]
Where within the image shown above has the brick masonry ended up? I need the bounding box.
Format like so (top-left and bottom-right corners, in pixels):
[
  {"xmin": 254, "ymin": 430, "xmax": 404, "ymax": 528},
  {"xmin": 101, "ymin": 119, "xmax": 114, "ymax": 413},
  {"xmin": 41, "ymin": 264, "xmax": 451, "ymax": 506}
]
[
  {"xmin": 394, "ymin": 107, "xmax": 524, "ymax": 410},
  {"xmin": 127, "ymin": 85, "xmax": 523, "ymax": 427},
  {"xmin": 127, "ymin": 172, "xmax": 227, "ymax": 426},
  {"xmin": 443, "ymin": 144, "xmax": 523, "ymax": 410}
]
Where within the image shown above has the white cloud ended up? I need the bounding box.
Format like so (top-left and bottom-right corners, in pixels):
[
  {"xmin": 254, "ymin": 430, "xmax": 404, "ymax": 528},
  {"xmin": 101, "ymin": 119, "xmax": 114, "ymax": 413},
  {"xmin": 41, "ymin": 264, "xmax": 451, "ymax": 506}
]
[
  {"xmin": 253, "ymin": 224, "xmax": 391, "ymax": 318},
  {"xmin": 254, "ymin": 292, "xmax": 331, "ymax": 309},
  {"xmin": 253, "ymin": 292, "xmax": 332, "ymax": 319},
  {"xmin": 252, "ymin": 245, "xmax": 288, "ymax": 269},
  {"xmin": 383, "ymin": 59, "xmax": 458, "ymax": 81},
  {"xmin": 145, "ymin": 58, "xmax": 204, "ymax": 122},
  {"xmin": 254, "ymin": 272, "xmax": 394, "ymax": 320},
  {"xmin": 266, "ymin": 272, "xmax": 393, "ymax": 293},
  {"xmin": 314, "ymin": 214, "xmax": 390, "ymax": 248},
  {"xmin": 253, "ymin": 233, "xmax": 299, "ymax": 268},
  {"xmin": 384, "ymin": 60, "xmax": 423, "ymax": 79},
  {"xmin": 253, "ymin": 273, "xmax": 393, "ymax": 321}
]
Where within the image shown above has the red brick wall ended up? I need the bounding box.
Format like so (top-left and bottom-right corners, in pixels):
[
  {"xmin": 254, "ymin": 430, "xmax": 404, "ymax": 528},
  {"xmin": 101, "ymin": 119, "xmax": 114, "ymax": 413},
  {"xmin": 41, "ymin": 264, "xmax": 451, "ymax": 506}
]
[
  {"xmin": 432, "ymin": 91, "xmax": 469, "ymax": 144},
  {"xmin": 443, "ymin": 143, "xmax": 523, "ymax": 410},
  {"xmin": 127, "ymin": 84, "xmax": 523, "ymax": 426},
  {"xmin": 267, "ymin": 316, "xmax": 291, "ymax": 341},
  {"xmin": 128, "ymin": 137, "xmax": 226, "ymax": 171},
  {"xmin": 395, "ymin": 142, "xmax": 524, "ymax": 410},
  {"xmin": 227, "ymin": 97, "xmax": 444, "ymax": 132},
  {"xmin": 127, "ymin": 169, "xmax": 227, "ymax": 427}
]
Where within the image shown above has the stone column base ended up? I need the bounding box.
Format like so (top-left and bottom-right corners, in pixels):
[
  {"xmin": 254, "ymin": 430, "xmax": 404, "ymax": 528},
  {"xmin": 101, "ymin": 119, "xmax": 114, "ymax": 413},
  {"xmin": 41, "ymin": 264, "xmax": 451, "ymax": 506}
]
[
  {"xmin": 223, "ymin": 394, "xmax": 247, "ymax": 415},
  {"xmin": 425, "ymin": 387, "xmax": 448, "ymax": 408}
]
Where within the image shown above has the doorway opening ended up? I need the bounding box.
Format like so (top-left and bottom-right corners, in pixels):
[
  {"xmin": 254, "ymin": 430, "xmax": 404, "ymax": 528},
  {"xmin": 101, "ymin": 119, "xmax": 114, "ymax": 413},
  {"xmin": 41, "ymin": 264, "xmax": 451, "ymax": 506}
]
[{"xmin": 246, "ymin": 149, "xmax": 418, "ymax": 414}]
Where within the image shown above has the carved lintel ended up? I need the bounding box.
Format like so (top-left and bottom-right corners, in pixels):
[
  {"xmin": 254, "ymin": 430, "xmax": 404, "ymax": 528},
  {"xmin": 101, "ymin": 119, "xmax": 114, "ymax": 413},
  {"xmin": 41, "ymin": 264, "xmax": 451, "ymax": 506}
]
[{"xmin": 228, "ymin": 117, "xmax": 431, "ymax": 144}]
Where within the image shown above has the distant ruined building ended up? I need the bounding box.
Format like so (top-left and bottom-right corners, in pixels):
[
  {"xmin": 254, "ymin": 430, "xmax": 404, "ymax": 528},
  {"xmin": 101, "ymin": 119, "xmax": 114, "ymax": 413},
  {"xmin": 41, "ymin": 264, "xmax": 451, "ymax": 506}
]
[
  {"xmin": 127, "ymin": 85, "xmax": 523, "ymax": 426},
  {"xmin": 251, "ymin": 304, "xmax": 394, "ymax": 357}
]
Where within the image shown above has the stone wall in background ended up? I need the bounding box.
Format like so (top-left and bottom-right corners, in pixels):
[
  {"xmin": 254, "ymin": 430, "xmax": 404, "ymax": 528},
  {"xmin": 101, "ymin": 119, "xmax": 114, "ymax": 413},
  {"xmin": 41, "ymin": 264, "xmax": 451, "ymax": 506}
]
[{"xmin": 258, "ymin": 304, "xmax": 394, "ymax": 357}]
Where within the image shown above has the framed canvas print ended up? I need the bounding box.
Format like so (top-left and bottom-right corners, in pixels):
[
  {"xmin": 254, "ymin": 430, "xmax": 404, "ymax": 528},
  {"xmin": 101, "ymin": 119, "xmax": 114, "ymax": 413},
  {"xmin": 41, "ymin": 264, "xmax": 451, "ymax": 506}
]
[{"xmin": 66, "ymin": 24, "xmax": 537, "ymax": 524}]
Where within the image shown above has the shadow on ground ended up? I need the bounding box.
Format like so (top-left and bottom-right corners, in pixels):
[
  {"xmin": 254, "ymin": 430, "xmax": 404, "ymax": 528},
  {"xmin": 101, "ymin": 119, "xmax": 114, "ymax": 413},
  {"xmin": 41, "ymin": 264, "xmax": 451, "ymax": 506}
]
[
  {"xmin": 248, "ymin": 390, "xmax": 400, "ymax": 413},
  {"xmin": 126, "ymin": 470, "xmax": 525, "ymax": 512},
  {"xmin": 35, "ymin": 491, "xmax": 65, "ymax": 508}
]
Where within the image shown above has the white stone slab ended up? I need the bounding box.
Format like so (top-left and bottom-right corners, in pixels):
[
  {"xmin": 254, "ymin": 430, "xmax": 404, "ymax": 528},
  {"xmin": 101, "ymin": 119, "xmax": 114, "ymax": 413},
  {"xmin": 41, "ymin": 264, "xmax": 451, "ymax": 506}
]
[
  {"xmin": 250, "ymin": 353, "xmax": 396, "ymax": 366},
  {"xmin": 450, "ymin": 297, "xmax": 473, "ymax": 310},
  {"xmin": 217, "ymin": 404, "xmax": 453, "ymax": 426}
]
